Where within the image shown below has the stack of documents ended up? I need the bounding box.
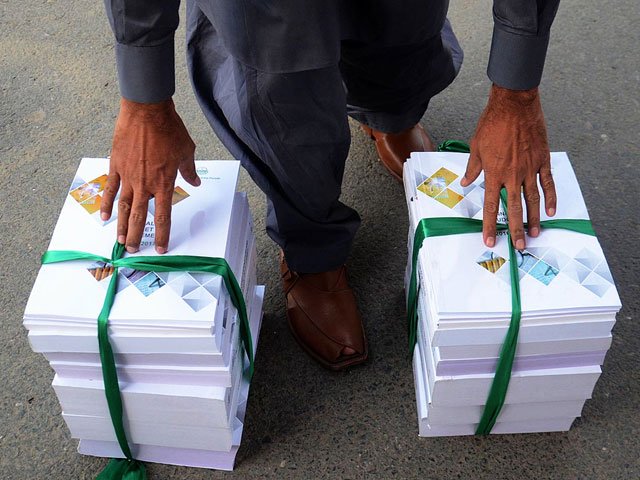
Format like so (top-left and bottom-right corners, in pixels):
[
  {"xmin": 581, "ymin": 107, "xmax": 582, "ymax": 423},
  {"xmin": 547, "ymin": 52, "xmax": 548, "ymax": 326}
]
[
  {"xmin": 403, "ymin": 151, "xmax": 621, "ymax": 436},
  {"xmin": 24, "ymin": 159, "xmax": 264, "ymax": 470}
]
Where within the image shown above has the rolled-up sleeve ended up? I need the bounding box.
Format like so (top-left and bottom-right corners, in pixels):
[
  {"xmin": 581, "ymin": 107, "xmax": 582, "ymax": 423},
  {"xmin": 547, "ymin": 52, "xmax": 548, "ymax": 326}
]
[
  {"xmin": 487, "ymin": 0, "xmax": 561, "ymax": 90},
  {"xmin": 104, "ymin": 0, "xmax": 180, "ymax": 103}
]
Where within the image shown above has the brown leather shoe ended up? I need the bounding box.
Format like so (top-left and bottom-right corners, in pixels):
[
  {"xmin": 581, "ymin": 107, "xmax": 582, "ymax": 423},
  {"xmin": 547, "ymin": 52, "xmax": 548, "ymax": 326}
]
[
  {"xmin": 361, "ymin": 123, "xmax": 436, "ymax": 181},
  {"xmin": 280, "ymin": 256, "xmax": 368, "ymax": 371}
]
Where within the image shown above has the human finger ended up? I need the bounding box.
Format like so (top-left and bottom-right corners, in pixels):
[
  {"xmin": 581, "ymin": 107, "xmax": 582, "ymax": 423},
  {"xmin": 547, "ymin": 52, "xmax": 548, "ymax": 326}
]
[
  {"xmin": 461, "ymin": 143, "xmax": 482, "ymax": 187},
  {"xmin": 539, "ymin": 163, "xmax": 557, "ymax": 217},
  {"xmin": 507, "ymin": 186, "xmax": 526, "ymax": 250},
  {"xmin": 482, "ymin": 179, "xmax": 501, "ymax": 248},
  {"xmin": 178, "ymin": 142, "xmax": 201, "ymax": 187},
  {"xmin": 116, "ymin": 185, "xmax": 133, "ymax": 245},
  {"xmin": 523, "ymin": 180, "xmax": 541, "ymax": 238},
  {"xmin": 126, "ymin": 194, "xmax": 150, "ymax": 253},
  {"xmin": 179, "ymin": 159, "xmax": 201, "ymax": 187},
  {"xmin": 153, "ymin": 189, "xmax": 172, "ymax": 254},
  {"xmin": 101, "ymin": 172, "xmax": 120, "ymax": 221}
]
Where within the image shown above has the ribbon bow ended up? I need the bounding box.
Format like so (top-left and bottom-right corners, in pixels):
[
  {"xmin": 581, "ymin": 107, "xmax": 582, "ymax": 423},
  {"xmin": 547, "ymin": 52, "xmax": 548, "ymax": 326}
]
[
  {"xmin": 42, "ymin": 242, "xmax": 253, "ymax": 479},
  {"xmin": 406, "ymin": 141, "xmax": 595, "ymax": 435}
]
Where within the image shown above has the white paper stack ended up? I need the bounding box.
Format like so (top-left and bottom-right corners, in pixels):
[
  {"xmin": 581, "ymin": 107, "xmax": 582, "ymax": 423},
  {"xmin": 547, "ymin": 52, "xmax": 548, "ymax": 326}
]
[
  {"xmin": 24, "ymin": 158, "xmax": 265, "ymax": 470},
  {"xmin": 403, "ymin": 151, "xmax": 621, "ymax": 436}
]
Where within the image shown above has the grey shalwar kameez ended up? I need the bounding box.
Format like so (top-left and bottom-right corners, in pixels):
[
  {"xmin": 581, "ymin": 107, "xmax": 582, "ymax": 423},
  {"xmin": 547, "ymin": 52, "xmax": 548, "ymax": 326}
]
[{"xmin": 104, "ymin": 0, "xmax": 560, "ymax": 272}]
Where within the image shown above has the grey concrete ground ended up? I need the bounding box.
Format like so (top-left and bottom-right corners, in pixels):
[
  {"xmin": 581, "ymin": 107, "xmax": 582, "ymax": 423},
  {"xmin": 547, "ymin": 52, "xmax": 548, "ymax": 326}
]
[{"xmin": 1, "ymin": 1, "xmax": 638, "ymax": 478}]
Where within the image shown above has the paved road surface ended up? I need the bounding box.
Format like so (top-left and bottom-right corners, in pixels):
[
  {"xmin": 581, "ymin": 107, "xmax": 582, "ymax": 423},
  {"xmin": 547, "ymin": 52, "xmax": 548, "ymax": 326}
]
[{"xmin": 1, "ymin": 1, "xmax": 638, "ymax": 478}]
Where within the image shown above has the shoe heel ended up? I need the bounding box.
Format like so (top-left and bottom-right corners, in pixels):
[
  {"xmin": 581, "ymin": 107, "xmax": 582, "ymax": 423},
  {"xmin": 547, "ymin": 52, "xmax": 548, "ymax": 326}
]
[{"xmin": 360, "ymin": 124, "xmax": 375, "ymax": 140}]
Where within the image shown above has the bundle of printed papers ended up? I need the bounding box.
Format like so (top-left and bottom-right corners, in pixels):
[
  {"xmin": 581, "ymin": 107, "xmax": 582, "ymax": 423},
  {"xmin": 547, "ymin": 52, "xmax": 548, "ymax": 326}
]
[
  {"xmin": 24, "ymin": 159, "xmax": 264, "ymax": 470},
  {"xmin": 403, "ymin": 151, "xmax": 621, "ymax": 436}
]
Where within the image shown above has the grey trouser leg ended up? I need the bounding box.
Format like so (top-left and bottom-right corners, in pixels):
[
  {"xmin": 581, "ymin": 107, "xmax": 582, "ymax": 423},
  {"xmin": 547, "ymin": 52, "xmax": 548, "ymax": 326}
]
[
  {"xmin": 342, "ymin": 17, "xmax": 463, "ymax": 133},
  {"xmin": 186, "ymin": 0, "xmax": 461, "ymax": 272},
  {"xmin": 187, "ymin": 4, "xmax": 359, "ymax": 272}
]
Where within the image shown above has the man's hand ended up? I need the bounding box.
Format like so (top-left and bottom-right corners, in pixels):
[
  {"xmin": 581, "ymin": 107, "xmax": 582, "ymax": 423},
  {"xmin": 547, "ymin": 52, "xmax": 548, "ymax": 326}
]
[
  {"xmin": 100, "ymin": 98, "xmax": 200, "ymax": 254},
  {"xmin": 461, "ymin": 84, "xmax": 557, "ymax": 250}
]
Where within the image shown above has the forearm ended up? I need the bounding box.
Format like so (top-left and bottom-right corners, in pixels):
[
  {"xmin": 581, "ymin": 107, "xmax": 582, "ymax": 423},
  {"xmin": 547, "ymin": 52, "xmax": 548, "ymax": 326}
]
[{"xmin": 104, "ymin": 0, "xmax": 180, "ymax": 103}]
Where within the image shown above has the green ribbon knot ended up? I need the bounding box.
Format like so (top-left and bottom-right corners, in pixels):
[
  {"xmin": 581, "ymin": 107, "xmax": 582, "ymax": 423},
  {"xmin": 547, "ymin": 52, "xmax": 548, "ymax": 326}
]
[
  {"xmin": 41, "ymin": 242, "xmax": 254, "ymax": 479},
  {"xmin": 406, "ymin": 141, "xmax": 596, "ymax": 435}
]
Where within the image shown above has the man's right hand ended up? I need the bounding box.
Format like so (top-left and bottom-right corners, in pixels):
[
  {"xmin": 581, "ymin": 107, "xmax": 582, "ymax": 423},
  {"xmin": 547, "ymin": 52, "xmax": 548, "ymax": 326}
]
[{"xmin": 100, "ymin": 98, "xmax": 200, "ymax": 254}]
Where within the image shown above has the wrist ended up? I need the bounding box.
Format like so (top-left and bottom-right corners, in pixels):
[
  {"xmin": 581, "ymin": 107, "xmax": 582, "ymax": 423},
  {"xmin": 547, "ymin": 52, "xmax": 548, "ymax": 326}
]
[
  {"xmin": 490, "ymin": 84, "xmax": 539, "ymax": 107},
  {"xmin": 120, "ymin": 97, "xmax": 174, "ymax": 117}
]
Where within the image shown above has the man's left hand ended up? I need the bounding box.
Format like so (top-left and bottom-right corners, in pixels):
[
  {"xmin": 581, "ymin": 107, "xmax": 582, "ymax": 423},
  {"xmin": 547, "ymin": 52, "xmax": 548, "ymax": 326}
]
[{"xmin": 461, "ymin": 84, "xmax": 557, "ymax": 250}]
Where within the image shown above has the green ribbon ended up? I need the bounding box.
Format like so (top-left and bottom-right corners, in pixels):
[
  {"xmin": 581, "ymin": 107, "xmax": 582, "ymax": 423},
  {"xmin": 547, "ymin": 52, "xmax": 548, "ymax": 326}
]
[
  {"xmin": 41, "ymin": 242, "xmax": 254, "ymax": 479},
  {"xmin": 436, "ymin": 139, "xmax": 473, "ymax": 153},
  {"xmin": 406, "ymin": 141, "xmax": 596, "ymax": 435}
]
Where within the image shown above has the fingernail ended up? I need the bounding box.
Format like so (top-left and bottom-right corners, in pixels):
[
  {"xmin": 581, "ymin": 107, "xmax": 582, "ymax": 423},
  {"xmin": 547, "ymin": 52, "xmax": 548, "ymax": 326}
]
[
  {"xmin": 548, "ymin": 207, "xmax": 556, "ymax": 216},
  {"xmin": 530, "ymin": 226, "xmax": 539, "ymax": 237},
  {"xmin": 486, "ymin": 236, "xmax": 495, "ymax": 248},
  {"xmin": 156, "ymin": 246, "xmax": 167, "ymax": 254},
  {"xmin": 516, "ymin": 239, "xmax": 525, "ymax": 250},
  {"xmin": 126, "ymin": 246, "xmax": 138, "ymax": 254},
  {"xmin": 117, "ymin": 235, "xmax": 126, "ymax": 244},
  {"xmin": 101, "ymin": 212, "xmax": 109, "ymax": 221},
  {"xmin": 195, "ymin": 177, "xmax": 201, "ymax": 186}
]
